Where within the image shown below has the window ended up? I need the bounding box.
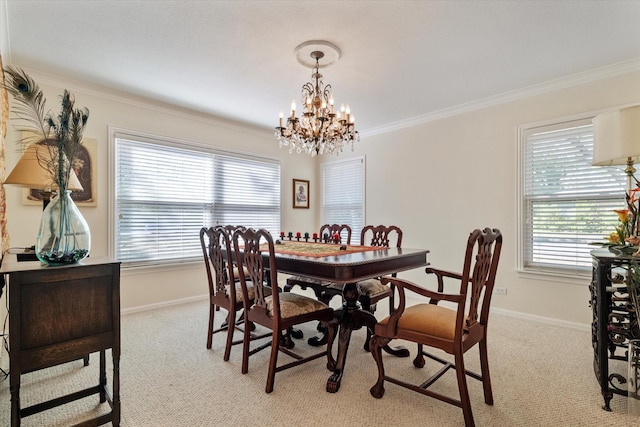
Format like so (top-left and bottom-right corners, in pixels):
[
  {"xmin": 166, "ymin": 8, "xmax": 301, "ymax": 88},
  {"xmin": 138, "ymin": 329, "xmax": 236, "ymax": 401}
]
[
  {"xmin": 112, "ymin": 131, "xmax": 281, "ymax": 266},
  {"xmin": 321, "ymin": 156, "xmax": 365, "ymax": 244},
  {"xmin": 520, "ymin": 118, "xmax": 626, "ymax": 276}
]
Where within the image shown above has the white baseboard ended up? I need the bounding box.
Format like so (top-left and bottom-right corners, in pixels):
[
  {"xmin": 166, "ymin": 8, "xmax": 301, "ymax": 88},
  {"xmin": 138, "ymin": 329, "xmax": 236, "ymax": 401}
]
[
  {"xmin": 490, "ymin": 307, "xmax": 590, "ymax": 332},
  {"xmin": 122, "ymin": 294, "xmax": 208, "ymax": 315}
]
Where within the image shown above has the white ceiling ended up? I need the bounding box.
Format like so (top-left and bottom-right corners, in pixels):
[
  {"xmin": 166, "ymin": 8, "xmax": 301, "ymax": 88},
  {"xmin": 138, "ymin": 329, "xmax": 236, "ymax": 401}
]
[{"xmin": 3, "ymin": 1, "xmax": 640, "ymax": 135}]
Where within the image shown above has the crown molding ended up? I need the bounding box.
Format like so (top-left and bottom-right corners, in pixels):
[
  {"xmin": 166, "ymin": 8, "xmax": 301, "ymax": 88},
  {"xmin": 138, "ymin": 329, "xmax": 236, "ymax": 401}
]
[
  {"xmin": 11, "ymin": 66, "xmax": 273, "ymax": 139},
  {"xmin": 361, "ymin": 57, "xmax": 640, "ymax": 138}
]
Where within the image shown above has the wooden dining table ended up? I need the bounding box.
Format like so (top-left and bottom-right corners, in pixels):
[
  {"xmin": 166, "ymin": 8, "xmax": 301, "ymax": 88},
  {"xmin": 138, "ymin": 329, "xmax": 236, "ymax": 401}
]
[{"xmin": 268, "ymin": 240, "xmax": 429, "ymax": 392}]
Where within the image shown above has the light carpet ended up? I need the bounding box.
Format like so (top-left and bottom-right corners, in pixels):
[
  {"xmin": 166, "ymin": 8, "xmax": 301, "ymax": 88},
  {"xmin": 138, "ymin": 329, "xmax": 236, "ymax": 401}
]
[{"xmin": 0, "ymin": 298, "xmax": 631, "ymax": 426}]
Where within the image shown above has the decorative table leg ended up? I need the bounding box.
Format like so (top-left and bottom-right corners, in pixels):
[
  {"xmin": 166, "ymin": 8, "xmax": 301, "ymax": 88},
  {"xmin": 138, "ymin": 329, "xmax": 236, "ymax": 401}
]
[{"xmin": 326, "ymin": 283, "xmax": 377, "ymax": 393}]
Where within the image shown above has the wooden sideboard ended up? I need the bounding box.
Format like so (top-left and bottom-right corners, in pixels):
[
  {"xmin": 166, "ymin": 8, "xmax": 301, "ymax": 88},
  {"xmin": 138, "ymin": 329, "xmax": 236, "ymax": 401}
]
[
  {"xmin": 1, "ymin": 256, "xmax": 121, "ymax": 426},
  {"xmin": 590, "ymin": 248, "xmax": 639, "ymax": 411}
]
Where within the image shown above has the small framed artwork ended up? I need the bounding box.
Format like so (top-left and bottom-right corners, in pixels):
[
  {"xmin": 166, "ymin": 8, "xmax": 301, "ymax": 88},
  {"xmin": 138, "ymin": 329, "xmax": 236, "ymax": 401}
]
[{"xmin": 293, "ymin": 178, "xmax": 309, "ymax": 209}]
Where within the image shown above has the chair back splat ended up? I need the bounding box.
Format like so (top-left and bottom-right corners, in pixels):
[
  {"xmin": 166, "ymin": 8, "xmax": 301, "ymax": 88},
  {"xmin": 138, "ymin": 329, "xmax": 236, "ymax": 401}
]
[
  {"xmin": 464, "ymin": 228, "xmax": 502, "ymax": 330},
  {"xmin": 369, "ymin": 227, "xmax": 503, "ymax": 427},
  {"xmin": 319, "ymin": 223, "xmax": 352, "ymax": 244}
]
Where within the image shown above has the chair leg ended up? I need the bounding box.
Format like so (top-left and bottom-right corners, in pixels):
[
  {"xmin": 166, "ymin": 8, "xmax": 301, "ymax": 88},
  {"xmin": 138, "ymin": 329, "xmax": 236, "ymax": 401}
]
[
  {"xmin": 223, "ymin": 309, "xmax": 236, "ymax": 361},
  {"xmin": 479, "ymin": 338, "xmax": 494, "ymax": 405},
  {"xmin": 413, "ymin": 343, "xmax": 425, "ymax": 368},
  {"xmin": 265, "ymin": 330, "xmax": 281, "ymax": 393},
  {"xmin": 369, "ymin": 334, "xmax": 390, "ymax": 398},
  {"xmin": 241, "ymin": 317, "xmax": 251, "ymax": 374},
  {"xmin": 455, "ymin": 352, "xmax": 475, "ymax": 427},
  {"xmin": 207, "ymin": 303, "xmax": 215, "ymax": 349}
]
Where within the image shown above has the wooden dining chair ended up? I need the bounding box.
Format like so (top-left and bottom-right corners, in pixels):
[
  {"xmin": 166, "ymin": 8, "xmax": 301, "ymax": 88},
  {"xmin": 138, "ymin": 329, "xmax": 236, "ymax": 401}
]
[
  {"xmin": 354, "ymin": 224, "xmax": 403, "ymax": 351},
  {"xmin": 284, "ymin": 223, "xmax": 352, "ymax": 301},
  {"xmin": 233, "ymin": 228, "xmax": 338, "ymax": 393},
  {"xmin": 369, "ymin": 228, "xmax": 503, "ymax": 427},
  {"xmin": 283, "ymin": 224, "xmax": 351, "ymax": 344},
  {"xmin": 199, "ymin": 225, "xmax": 269, "ymax": 360}
]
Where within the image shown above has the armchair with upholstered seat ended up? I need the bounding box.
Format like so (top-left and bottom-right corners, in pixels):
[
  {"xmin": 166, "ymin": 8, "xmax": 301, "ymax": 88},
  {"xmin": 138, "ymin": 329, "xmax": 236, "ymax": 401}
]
[
  {"xmin": 369, "ymin": 227, "xmax": 502, "ymax": 427},
  {"xmin": 233, "ymin": 228, "xmax": 338, "ymax": 393}
]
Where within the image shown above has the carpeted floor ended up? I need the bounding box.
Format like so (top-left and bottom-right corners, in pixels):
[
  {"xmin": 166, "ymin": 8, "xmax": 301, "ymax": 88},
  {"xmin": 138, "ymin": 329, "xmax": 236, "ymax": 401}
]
[{"xmin": 0, "ymin": 298, "xmax": 632, "ymax": 426}]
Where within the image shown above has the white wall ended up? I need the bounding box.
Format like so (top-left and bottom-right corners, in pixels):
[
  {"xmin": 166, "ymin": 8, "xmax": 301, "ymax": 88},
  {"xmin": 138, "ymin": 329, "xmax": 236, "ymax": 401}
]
[
  {"xmin": 3, "ymin": 72, "xmax": 318, "ymax": 311},
  {"xmin": 3, "ymin": 66, "xmax": 639, "ymax": 325},
  {"xmin": 324, "ymin": 70, "xmax": 640, "ymax": 326}
]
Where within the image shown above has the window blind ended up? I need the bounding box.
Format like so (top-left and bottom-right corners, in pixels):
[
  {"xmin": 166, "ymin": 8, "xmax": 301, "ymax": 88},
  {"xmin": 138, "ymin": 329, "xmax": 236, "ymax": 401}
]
[
  {"xmin": 522, "ymin": 119, "xmax": 626, "ymax": 272},
  {"xmin": 114, "ymin": 134, "xmax": 280, "ymax": 265},
  {"xmin": 321, "ymin": 157, "xmax": 365, "ymax": 244}
]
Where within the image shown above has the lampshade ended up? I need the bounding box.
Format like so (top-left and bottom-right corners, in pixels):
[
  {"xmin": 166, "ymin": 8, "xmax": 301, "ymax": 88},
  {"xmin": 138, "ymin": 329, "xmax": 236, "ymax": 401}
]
[
  {"xmin": 4, "ymin": 142, "xmax": 83, "ymax": 191},
  {"xmin": 592, "ymin": 105, "xmax": 640, "ymax": 167}
]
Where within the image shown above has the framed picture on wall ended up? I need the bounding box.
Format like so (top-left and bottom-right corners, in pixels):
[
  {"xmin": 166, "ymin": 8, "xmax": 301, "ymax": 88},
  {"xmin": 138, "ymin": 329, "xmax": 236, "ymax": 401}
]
[
  {"xmin": 23, "ymin": 137, "xmax": 98, "ymax": 206},
  {"xmin": 293, "ymin": 178, "xmax": 309, "ymax": 209}
]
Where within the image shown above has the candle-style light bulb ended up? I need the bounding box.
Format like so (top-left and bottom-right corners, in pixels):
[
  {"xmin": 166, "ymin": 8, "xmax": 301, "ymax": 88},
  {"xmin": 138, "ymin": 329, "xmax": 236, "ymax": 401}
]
[
  {"xmin": 279, "ymin": 112, "xmax": 284, "ymax": 127},
  {"xmin": 291, "ymin": 100, "xmax": 296, "ymax": 118}
]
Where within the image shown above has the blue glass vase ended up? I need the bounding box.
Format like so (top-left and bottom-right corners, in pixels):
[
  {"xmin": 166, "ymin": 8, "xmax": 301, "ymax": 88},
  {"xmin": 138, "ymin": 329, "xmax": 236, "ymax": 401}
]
[{"xmin": 36, "ymin": 190, "xmax": 91, "ymax": 265}]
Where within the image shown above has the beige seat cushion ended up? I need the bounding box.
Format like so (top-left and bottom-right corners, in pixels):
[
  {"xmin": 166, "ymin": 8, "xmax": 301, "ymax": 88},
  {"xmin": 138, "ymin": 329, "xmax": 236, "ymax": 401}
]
[
  {"xmin": 232, "ymin": 265, "xmax": 250, "ymax": 279},
  {"xmin": 266, "ymin": 292, "xmax": 330, "ymax": 319},
  {"xmin": 287, "ymin": 275, "xmax": 331, "ymax": 286},
  {"xmin": 225, "ymin": 282, "xmax": 271, "ymax": 302},
  {"xmin": 356, "ymin": 278, "xmax": 388, "ymax": 296},
  {"xmin": 379, "ymin": 303, "xmax": 457, "ymax": 340}
]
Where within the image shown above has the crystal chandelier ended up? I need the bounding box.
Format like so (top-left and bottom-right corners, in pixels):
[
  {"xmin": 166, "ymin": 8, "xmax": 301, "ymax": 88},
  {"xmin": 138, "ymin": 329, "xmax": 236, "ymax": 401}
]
[{"xmin": 275, "ymin": 46, "xmax": 359, "ymax": 157}]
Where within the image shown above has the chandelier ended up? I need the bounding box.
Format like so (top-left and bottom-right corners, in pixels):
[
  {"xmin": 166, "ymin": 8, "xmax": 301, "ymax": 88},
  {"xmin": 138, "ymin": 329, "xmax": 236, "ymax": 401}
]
[{"xmin": 275, "ymin": 43, "xmax": 359, "ymax": 157}]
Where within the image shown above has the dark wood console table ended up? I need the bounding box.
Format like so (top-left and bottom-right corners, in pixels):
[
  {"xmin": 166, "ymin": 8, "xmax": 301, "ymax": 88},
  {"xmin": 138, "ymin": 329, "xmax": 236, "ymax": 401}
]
[
  {"xmin": 2, "ymin": 256, "xmax": 121, "ymax": 426},
  {"xmin": 590, "ymin": 248, "xmax": 639, "ymax": 411}
]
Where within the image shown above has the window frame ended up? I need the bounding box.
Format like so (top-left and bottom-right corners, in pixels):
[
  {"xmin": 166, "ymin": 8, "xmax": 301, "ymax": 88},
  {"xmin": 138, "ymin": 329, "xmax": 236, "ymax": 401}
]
[
  {"xmin": 517, "ymin": 115, "xmax": 627, "ymax": 281},
  {"xmin": 108, "ymin": 127, "xmax": 281, "ymax": 268},
  {"xmin": 321, "ymin": 156, "xmax": 366, "ymax": 245}
]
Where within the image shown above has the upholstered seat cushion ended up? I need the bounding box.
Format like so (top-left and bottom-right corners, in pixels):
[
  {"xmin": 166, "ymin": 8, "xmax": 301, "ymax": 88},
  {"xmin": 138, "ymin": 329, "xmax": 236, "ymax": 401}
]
[
  {"xmin": 379, "ymin": 303, "xmax": 457, "ymax": 340},
  {"xmin": 266, "ymin": 292, "xmax": 330, "ymax": 319},
  {"xmin": 225, "ymin": 282, "xmax": 271, "ymax": 302},
  {"xmin": 287, "ymin": 275, "xmax": 332, "ymax": 286},
  {"xmin": 356, "ymin": 278, "xmax": 388, "ymax": 296},
  {"xmin": 232, "ymin": 265, "xmax": 250, "ymax": 279}
]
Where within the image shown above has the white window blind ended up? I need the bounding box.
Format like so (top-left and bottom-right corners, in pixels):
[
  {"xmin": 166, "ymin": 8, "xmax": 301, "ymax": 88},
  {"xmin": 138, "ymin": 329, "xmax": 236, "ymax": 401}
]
[
  {"xmin": 521, "ymin": 119, "xmax": 626, "ymax": 274},
  {"xmin": 321, "ymin": 157, "xmax": 365, "ymax": 244},
  {"xmin": 114, "ymin": 134, "xmax": 281, "ymax": 265}
]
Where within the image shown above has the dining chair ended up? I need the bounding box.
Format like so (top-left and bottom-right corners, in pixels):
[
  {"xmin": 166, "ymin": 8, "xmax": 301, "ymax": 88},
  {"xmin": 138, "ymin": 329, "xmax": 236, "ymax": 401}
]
[
  {"xmin": 353, "ymin": 224, "xmax": 403, "ymax": 351},
  {"xmin": 233, "ymin": 227, "xmax": 338, "ymax": 393},
  {"xmin": 284, "ymin": 223, "xmax": 352, "ymax": 301},
  {"xmin": 369, "ymin": 228, "xmax": 503, "ymax": 427},
  {"xmin": 199, "ymin": 225, "xmax": 269, "ymax": 360},
  {"xmin": 283, "ymin": 224, "xmax": 351, "ymax": 343}
]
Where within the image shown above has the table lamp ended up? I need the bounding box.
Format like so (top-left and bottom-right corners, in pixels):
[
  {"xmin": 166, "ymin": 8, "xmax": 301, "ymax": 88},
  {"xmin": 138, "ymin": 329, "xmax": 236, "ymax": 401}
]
[
  {"xmin": 4, "ymin": 141, "xmax": 83, "ymax": 210},
  {"xmin": 592, "ymin": 105, "xmax": 640, "ymax": 191}
]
